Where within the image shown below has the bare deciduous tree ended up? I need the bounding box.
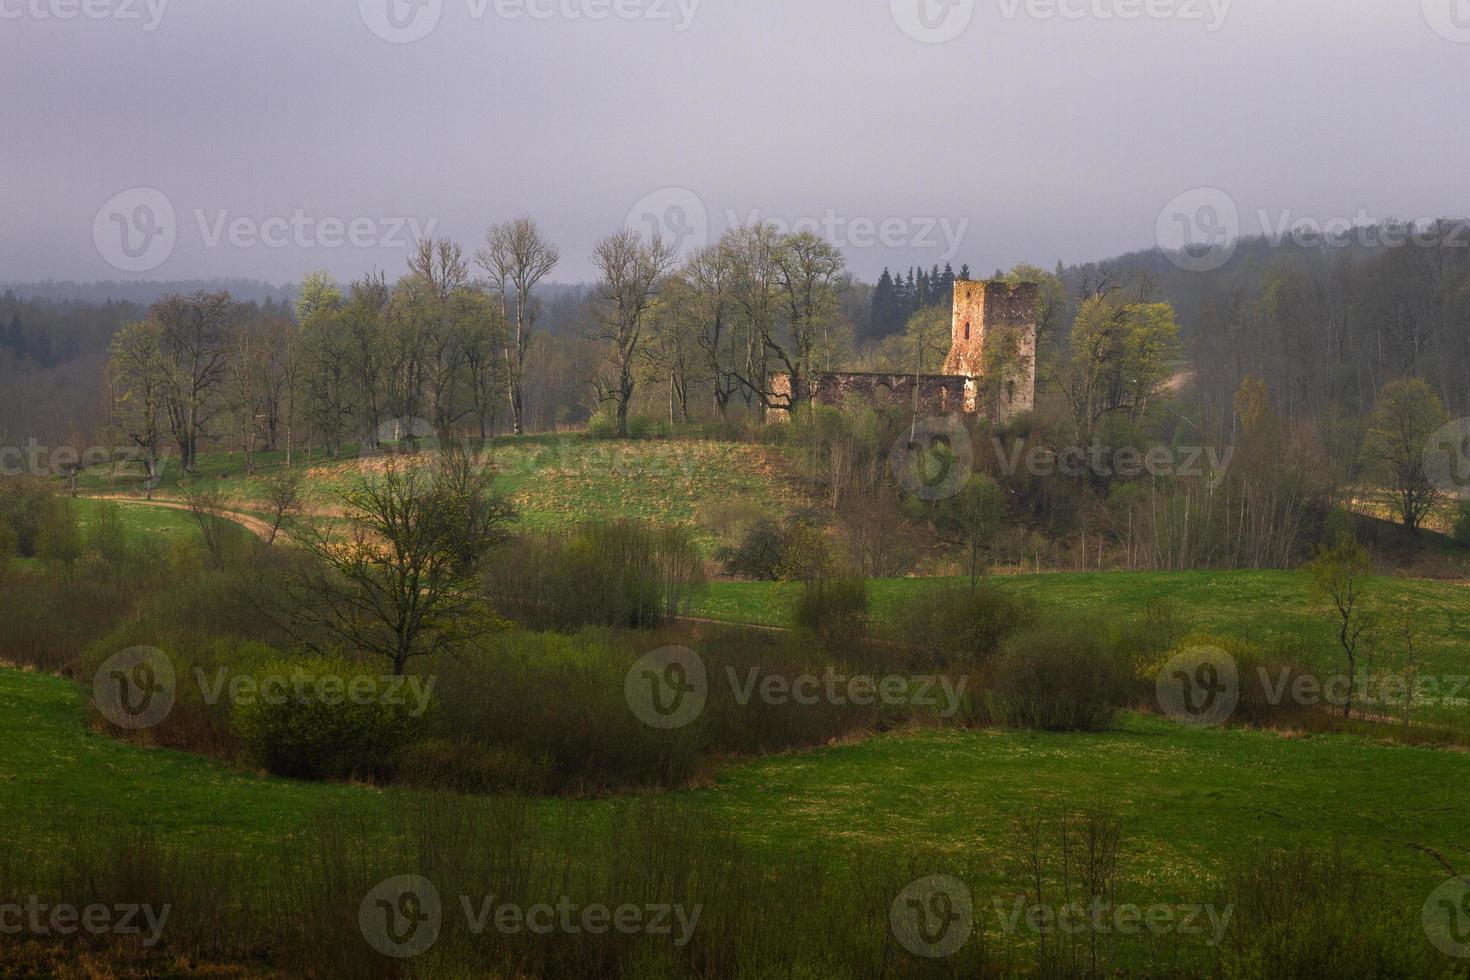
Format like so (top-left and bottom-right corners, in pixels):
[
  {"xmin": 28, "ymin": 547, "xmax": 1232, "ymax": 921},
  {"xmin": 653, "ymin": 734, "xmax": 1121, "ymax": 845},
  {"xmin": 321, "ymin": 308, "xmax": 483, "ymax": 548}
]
[
  {"xmin": 590, "ymin": 228, "xmax": 676, "ymax": 438},
  {"xmin": 155, "ymin": 291, "xmax": 235, "ymax": 472},
  {"xmin": 260, "ymin": 468, "xmax": 305, "ymax": 547},
  {"xmin": 106, "ymin": 320, "xmax": 169, "ymax": 482},
  {"xmin": 281, "ymin": 447, "xmax": 513, "ymax": 675},
  {"xmin": 181, "ymin": 480, "xmax": 232, "ymax": 568},
  {"xmin": 477, "ymin": 218, "xmax": 560, "ymax": 436}
]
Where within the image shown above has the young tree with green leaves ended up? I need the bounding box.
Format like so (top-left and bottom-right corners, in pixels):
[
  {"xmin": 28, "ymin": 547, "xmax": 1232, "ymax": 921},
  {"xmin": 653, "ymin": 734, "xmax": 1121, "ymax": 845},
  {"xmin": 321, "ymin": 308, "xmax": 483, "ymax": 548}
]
[
  {"xmin": 944, "ymin": 476, "xmax": 1008, "ymax": 590},
  {"xmin": 1305, "ymin": 524, "xmax": 1372, "ymax": 719},
  {"xmin": 1061, "ymin": 297, "xmax": 1180, "ymax": 445},
  {"xmin": 1360, "ymin": 377, "xmax": 1450, "ymax": 530}
]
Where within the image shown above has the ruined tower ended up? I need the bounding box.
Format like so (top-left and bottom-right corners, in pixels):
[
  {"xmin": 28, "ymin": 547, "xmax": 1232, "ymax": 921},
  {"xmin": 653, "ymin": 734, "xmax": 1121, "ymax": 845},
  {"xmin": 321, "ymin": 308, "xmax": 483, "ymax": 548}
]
[
  {"xmin": 766, "ymin": 279, "xmax": 1038, "ymax": 424},
  {"xmin": 942, "ymin": 280, "xmax": 1038, "ymax": 420}
]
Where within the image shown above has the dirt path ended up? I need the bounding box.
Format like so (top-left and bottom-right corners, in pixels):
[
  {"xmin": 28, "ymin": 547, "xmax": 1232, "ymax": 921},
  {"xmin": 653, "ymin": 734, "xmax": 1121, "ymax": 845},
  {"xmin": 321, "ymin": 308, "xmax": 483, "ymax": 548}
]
[{"xmin": 83, "ymin": 494, "xmax": 282, "ymax": 543}]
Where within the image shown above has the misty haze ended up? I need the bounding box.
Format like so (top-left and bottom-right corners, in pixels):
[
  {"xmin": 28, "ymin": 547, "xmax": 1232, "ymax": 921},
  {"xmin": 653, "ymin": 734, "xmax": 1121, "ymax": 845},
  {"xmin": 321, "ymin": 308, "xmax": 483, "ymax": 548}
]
[{"xmin": 3, "ymin": 1, "xmax": 1470, "ymax": 977}]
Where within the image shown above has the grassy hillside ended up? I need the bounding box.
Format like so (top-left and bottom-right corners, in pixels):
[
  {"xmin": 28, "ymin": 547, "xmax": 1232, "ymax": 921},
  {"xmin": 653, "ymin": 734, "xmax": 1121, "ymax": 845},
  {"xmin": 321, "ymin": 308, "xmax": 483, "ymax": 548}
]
[{"xmin": 74, "ymin": 436, "xmax": 811, "ymax": 553}]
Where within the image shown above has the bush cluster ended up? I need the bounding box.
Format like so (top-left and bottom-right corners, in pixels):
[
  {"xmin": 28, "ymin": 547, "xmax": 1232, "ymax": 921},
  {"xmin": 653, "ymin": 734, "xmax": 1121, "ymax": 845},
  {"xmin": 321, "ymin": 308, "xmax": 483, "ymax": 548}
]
[
  {"xmin": 987, "ymin": 619, "xmax": 1133, "ymax": 732},
  {"xmin": 792, "ymin": 576, "xmax": 871, "ymax": 655},
  {"xmin": 486, "ymin": 520, "xmax": 705, "ymax": 630},
  {"xmin": 233, "ymin": 657, "xmax": 426, "ymax": 780},
  {"xmin": 887, "ymin": 583, "xmax": 1037, "ymax": 669},
  {"xmin": 717, "ymin": 511, "xmax": 835, "ymax": 581}
]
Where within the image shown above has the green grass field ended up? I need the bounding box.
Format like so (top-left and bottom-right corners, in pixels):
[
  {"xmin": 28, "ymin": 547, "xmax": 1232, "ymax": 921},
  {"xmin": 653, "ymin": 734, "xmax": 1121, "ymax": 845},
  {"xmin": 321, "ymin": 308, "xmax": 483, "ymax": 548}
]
[
  {"xmin": 697, "ymin": 571, "xmax": 1469, "ymax": 664},
  {"xmin": 3, "ymin": 665, "xmax": 1468, "ymax": 927},
  {"xmin": 693, "ymin": 570, "xmax": 1470, "ymax": 727}
]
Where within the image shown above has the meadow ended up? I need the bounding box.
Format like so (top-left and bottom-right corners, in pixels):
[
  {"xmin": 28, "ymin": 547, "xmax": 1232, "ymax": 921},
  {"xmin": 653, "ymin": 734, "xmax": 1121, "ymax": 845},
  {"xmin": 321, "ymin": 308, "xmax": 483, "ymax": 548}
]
[
  {"xmin": 9, "ymin": 440, "xmax": 1470, "ymax": 977},
  {"xmin": 3, "ymin": 664, "xmax": 1469, "ymax": 977}
]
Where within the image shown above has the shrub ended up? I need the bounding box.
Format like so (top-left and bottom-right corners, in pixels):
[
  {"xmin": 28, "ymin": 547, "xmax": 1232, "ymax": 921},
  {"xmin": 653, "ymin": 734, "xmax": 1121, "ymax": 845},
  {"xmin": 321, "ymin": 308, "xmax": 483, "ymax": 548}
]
[
  {"xmin": 1216, "ymin": 849, "xmax": 1446, "ymax": 980},
  {"xmin": 1109, "ymin": 598, "xmax": 1187, "ymax": 662},
  {"xmin": 888, "ymin": 584, "xmax": 1036, "ymax": 669},
  {"xmin": 717, "ymin": 511, "xmax": 834, "ymax": 582},
  {"xmin": 84, "ymin": 633, "xmax": 282, "ymax": 759},
  {"xmin": 793, "ymin": 576, "xmax": 870, "ymax": 655},
  {"xmin": 423, "ymin": 625, "xmax": 925, "ymax": 793},
  {"xmin": 0, "ymin": 477, "xmax": 58, "ymax": 557},
  {"xmin": 423, "ymin": 631, "xmax": 708, "ymax": 792},
  {"xmin": 1454, "ymin": 501, "xmax": 1470, "ymax": 546},
  {"xmin": 392, "ymin": 739, "xmax": 552, "ymax": 794},
  {"xmin": 585, "ymin": 404, "xmax": 658, "ymax": 440},
  {"xmin": 716, "ymin": 517, "xmax": 787, "ymax": 580},
  {"xmin": 774, "ymin": 519, "xmax": 835, "ymax": 581},
  {"xmin": 35, "ymin": 496, "xmax": 82, "ymax": 568},
  {"xmin": 87, "ymin": 499, "xmax": 130, "ymax": 569},
  {"xmin": 487, "ymin": 521, "xmax": 705, "ymax": 630},
  {"xmin": 987, "ymin": 621, "xmax": 1131, "ymax": 731},
  {"xmin": 1149, "ymin": 634, "xmax": 1324, "ymax": 730},
  {"xmin": 233, "ymin": 657, "xmax": 427, "ymax": 780}
]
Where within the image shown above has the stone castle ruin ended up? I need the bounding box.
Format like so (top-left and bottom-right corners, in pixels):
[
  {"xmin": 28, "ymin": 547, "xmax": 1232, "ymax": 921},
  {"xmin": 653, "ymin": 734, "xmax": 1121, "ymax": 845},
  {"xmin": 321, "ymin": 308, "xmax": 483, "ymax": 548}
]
[{"xmin": 770, "ymin": 279, "xmax": 1038, "ymax": 423}]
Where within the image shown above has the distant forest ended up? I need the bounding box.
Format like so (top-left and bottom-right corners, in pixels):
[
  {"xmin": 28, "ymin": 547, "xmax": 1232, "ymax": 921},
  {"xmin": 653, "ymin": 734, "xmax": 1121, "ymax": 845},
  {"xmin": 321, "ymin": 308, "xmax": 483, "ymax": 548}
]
[{"xmin": 5, "ymin": 224, "xmax": 1470, "ymax": 459}]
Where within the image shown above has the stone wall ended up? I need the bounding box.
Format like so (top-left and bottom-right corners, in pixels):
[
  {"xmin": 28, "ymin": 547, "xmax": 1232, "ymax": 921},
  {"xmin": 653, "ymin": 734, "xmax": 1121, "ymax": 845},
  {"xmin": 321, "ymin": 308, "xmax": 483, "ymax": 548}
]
[{"xmin": 767, "ymin": 372, "xmax": 973, "ymax": 421}]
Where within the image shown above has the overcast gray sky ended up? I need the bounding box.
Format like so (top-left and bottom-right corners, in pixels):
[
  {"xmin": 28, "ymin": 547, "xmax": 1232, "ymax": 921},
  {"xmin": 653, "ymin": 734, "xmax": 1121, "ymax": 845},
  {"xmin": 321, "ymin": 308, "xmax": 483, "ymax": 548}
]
[{"xmin": 1, "ymin": 0, "xmax": 1466, "ymax": 285}]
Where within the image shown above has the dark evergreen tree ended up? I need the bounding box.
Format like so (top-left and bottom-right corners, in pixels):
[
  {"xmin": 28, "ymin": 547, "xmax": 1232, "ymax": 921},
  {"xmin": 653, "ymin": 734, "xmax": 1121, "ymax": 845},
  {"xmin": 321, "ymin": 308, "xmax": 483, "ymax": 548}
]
[{"xmin": 870, "ymin": 268, "xmax": 901, "ymax": 339}]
